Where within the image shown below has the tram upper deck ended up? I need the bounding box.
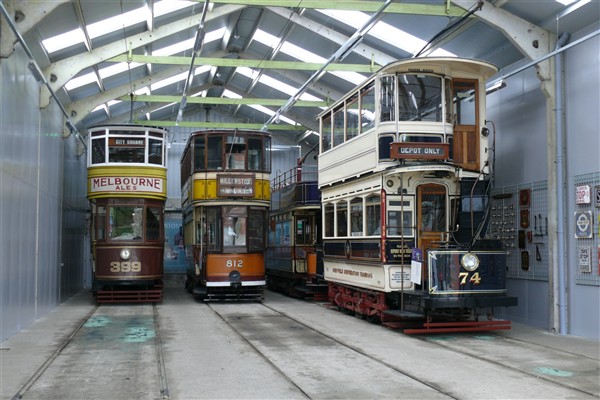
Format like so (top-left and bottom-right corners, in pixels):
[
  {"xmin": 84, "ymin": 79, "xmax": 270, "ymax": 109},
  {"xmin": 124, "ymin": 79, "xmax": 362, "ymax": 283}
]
[
  {"xmin": 87, "ymin": 125, "xmax": 167, "ymax": 201},
  {"xmin": 317, "ymin": 57, "xmax": 498, "ymax": 188}
]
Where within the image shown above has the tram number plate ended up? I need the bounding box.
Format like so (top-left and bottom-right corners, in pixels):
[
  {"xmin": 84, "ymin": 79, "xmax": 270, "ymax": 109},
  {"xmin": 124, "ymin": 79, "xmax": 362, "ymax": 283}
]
[
  {"xmin": 459, "ymin": 271, "xmax": 481, "ymax": 285},
  {"xmin": 226, "ymin": 259, "xmax": 244, "ymax": 268},
  {"xmin": 110, "ymin": 261, "xmax": 142, "ymax": 273}
]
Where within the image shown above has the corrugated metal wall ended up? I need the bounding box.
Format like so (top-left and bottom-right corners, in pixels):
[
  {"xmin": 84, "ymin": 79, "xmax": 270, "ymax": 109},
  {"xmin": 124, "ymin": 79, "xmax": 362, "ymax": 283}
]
[{"xmin": 1, "ymin": 46, "xmax": 88, "ymax": 341}]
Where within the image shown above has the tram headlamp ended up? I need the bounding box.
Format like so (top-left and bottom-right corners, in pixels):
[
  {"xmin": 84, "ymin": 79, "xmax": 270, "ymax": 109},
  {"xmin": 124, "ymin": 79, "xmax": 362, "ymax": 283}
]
[
  {"xmin": 120, "ymin": 248, "xmax": 132, "ymax": 260},
  {"xmin": 228, "ymin": 270, "xmax": 241, "ymax": 283},
  {"xmin": 461, "ymin": 253, "xmax": 480, "ymax": 271}
]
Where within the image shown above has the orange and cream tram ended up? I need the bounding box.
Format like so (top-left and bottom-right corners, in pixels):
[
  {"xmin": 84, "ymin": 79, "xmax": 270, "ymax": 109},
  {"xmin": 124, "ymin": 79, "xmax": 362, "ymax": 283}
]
[
  {"xmin": 87, "ymin": 125, "xmax": 167, "ymax": 302},
  {"xmin": 181, "ymin": 129, "xmax": 271, "ymax": 300},
  {"xmin": 318, "ymin": 58, "xmax": 517, "ymax": 332}
]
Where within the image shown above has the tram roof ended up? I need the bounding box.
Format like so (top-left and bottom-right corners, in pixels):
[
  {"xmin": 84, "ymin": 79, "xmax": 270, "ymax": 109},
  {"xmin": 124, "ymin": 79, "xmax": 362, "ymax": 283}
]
[{"xmin": 10, "ymin": 0, "xmax": 597, "ymax": 148}]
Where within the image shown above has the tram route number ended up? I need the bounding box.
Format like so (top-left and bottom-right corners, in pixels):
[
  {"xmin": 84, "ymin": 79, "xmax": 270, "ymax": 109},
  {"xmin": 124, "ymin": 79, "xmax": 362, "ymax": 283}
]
[
  {"xmin": 110, "ymin": 261, "xmax": 142, "ymax": 273},
  {"xmin": 459, "ymin": 271, "xmax": 481, "ymax": 285},
  {"xmin": 226, "ymin": 259, "xmax": 244, "ymax": 268}
]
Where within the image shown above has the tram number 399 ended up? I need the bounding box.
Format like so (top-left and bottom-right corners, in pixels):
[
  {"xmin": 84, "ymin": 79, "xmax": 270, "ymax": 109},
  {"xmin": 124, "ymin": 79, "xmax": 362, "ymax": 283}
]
[
  {"xmin": 459, "ymin": 271, "xmax": 481, "ymax": 285},
  {"xmin": 110, "ymin": 261, "xmax": 142, "ymax": 272},
  {"xmin": 226, "ymin": 259, "xmax": 244, "ymax": 268}
]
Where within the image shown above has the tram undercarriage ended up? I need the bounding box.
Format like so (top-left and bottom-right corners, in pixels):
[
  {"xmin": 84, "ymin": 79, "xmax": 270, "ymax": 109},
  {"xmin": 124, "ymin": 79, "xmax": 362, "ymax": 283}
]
[
  {"xmin": 93, "ymin": 280, "xmax": 164, "ymax": 303},
  {"xmin": 328, "ymin": 281, "xmax": 515, "ymax": 334}
]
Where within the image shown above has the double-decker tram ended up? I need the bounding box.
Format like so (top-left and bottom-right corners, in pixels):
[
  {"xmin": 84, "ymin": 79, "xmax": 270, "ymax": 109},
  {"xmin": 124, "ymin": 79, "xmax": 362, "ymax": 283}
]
[
  {"xmin": 318, "ymin": 57, "xmax": 518, "ymax": 333},
  {"xmin": 87, "ymin": 125, "xmax": 167, "ymax": 302},
  {"xmin": 266, "ymin": 160, "xmax": 327, "ymax": 300},
  {"xmin": 181, "ymin": 129, "xmax": 271, "ymax": 301}
]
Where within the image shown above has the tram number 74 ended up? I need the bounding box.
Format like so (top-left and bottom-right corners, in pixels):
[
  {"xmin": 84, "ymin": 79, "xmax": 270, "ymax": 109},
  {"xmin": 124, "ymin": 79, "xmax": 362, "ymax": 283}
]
[
  {"xmin": 110, "ymin": 261, "xmax": 142, "ymax": 273},
  {"xmin": 459, "ymin": 272, "xmax": 481, "ymax": 285}
]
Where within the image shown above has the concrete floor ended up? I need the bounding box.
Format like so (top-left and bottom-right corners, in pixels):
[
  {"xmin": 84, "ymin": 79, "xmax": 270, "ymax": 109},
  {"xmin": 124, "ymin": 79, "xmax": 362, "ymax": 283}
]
[{"xmin": 1, "ymin": 286, "xmax": 599, "ymax": 400}]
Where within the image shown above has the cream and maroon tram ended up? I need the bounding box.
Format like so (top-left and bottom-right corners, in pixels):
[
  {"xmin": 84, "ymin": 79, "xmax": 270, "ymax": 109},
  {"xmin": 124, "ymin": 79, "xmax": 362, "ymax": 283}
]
[
  {"xmin": 318, "ymin": 57, "xmax": 517, "ymax": 332},
  {"xmin": 181, "ymin": 129, "xmax": 270, "ymax": 300},
  {"xmin": 87, "ymin": 125, "xmax": 167, "ymax": 302}
]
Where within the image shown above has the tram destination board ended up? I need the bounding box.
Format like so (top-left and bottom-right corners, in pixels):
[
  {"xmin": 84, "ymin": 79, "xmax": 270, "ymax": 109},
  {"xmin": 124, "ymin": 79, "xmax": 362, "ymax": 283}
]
[
  {"xmin": 217, "ymin": 174, "xmax": 255, "ymax": 197},
  {"xmin": 390, "ymin": 142, "xmax": 449, "ymax": 160}
]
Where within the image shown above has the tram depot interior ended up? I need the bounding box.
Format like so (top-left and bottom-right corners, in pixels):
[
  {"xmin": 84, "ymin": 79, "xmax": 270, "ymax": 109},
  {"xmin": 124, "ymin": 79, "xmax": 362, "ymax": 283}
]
[{"xmin": 1, "ymin": 0, "xmax": 599, "ymax": 342}]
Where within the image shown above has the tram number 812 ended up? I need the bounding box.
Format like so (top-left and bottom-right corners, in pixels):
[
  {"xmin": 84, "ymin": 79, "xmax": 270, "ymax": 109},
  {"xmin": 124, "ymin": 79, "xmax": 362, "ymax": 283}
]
[
  {"xmin": 110, "ymin": 261, "xmax": 142, "ymax": 273},
  {"xmin": 226, "ymin": 259, "xmax": 244, "ymax": 268}
]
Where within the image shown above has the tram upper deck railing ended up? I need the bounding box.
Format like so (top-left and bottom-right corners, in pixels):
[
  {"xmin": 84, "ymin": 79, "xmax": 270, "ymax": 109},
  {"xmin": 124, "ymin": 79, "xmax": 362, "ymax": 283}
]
[{"xmin": 270, "ymin": 164, "xmax": 319, "ymax": 212}]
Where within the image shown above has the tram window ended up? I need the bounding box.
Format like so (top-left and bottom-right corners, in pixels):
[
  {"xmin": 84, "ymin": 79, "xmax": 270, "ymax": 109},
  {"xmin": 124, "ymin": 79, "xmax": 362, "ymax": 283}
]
[
  {"xmin": 366, "ymin": 194, "xmax": 381, "ymax": 236},
  {"xmin": 336, "ymin": 201, "xmax": 348, "ymax": 237},
  {"xmin": 350, "ymin": 198, "xmax": 363, "ymax": 236},
  {"xmin": 109, "ymin": 146, "xmax": 145, "ymax": 163},
  {"xmin": 223, "ymin": 206, "xmax": 247, "ymax": 251},
  {"xmin": 91, "ymin": 138, "xmax": 106, "ymax": 164},
  {"xmin": 194, "ymin": 136, "xmax": 206, "ymax": 171},
  {"xmin": 148, "ymin": 139, "xmax": 163, "ymax": 165},
  {"xmin": 226, "ymin": 143, "xmax": 246, "ymax": 170},
  {"xmin": 248, "ymin": 138, "xmax": 262, "ymax": 171},
  {"xmin": 321, "ymin": 115, "xmax": 332, "ymax": 151},
  {"xmin": 346, "ymin": 94, "xmax": 359, "ymax": 140},
  {"xmin": 96, "ymin": 206, "xmax": 107, "ymax": 240},
  {"xmin": 296, "ymin": 217, "xmax": 312, "ymax": 245},
  {"xmin": 324, "ymin": 203, "xmax": 334, "ymax": 237},
  {"xmin": 263, "ymin": 137, "xmax": 271, "ymax": 171},
  {"xmin": 146, "ymin": 207, "xmax": 161, "ymax": 241},
  {"xmin": 421, "ymin": 194, "xmax": 446, "ymax": 232},
  {"xmin": 248, "ymin": 208, "xmax": 266, "ymax": 251},
  {"xmin": 380, "ymin": 75, "xmax": 395, "ymax": 122},
  {"xmin": 397, "ymin": 74, "xmax": 442, "ymax": 122},
  {"xmin": 379, "ymin": 135, "xmax": 394, "ymax": 160},
  {"xmin": 205, "ymin": 208, "xmax": 222, "ymax": 251},
  {"xmin": 332, "ymin": 107, "xmax": 344, "ymax": 147},
  {"xmin": 360, "ymin": 83, "xmax": 375, "ymax": 132},
  {"xmin": 109, "ymin": 206, "xmax": 143, "ymax": 241},
  {"xmin": 387, "ymin": 210, "xmax": 412, "ymax": 236},
  {"xmin": 399, "ymin": 134, "xmax": 442, "ymax": 143},
  {"xmin": 207, "ymin": 136, "xmax": 223, "ymax": 170},
  {"xmin": 453, "ymin": 81, "xmax": 476, "ymax": 125}
]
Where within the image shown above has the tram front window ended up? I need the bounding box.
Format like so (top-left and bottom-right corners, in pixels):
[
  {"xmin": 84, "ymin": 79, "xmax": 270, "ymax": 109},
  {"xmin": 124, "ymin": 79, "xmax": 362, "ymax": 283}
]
[
  {"xmin": 146, "ymin": 207, "xmax": 161, "ymax": 241},
  {"xmin": 223, "ymin": 206, "xmax": 247, "ymax": 252},
  {"xmin": 109, "ymin": 206, "xmax": 143, "ymax": 241}
]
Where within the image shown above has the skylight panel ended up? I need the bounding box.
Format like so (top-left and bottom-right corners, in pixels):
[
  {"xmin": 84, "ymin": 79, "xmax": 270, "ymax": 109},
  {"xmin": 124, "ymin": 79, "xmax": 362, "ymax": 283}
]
[
  {"xmin": 222, "ymin": 89, "xmax": 297, "ymax": 125},
  {"xmin": 555, "ymin": 0, "xmax": 577, "ymax": 4},
  {"xmin": 253, "ymin": 29, "xmax": 367, "ymax": 87},
  {"xmin": 86, "ymin": 7, "xmax": 148, "ymax": 39},
  {"xmin": 154, "ymin": 0, "xmax": 196, "ymax": 17},
  {"xmin": 42, "ymin": 28, "xmax": 86, "ymax": 53},
  {"xmin": 64, "ymin": 72, "xmax": 97, "ymax": 91},
  {"xmin": 236, "ymin": 67, "xmax": 322, "ymax": 102},
  {"xmin": 318, "ymin": 9, "xmax": 455, "ymax": 57}
]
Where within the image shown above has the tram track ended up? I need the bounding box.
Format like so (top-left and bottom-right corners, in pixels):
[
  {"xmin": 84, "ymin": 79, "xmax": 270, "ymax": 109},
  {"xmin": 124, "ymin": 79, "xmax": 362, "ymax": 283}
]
[
  {"xmin": 407, "ymin": 328, "xmax": 600, "ymax": 398},
  {"xmin": 10, "ymin": 303, "xmax": 170, "ymax": 400},
  {"xmin": 208, "ymin": 300, "xmax": 457, "ymax": 399}
]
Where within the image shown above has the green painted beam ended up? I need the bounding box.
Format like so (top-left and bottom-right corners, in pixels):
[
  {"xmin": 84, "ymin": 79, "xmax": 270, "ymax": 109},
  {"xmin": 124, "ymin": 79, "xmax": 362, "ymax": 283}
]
[
  {"xmin": 120, "ymin": 94, "xmax": 328, "ymax": 107},
  {"xmin": 108, "ymin": 55, "xmax": 380, "ymax": 73},
  {"xmin": 135, "ymin": 120, "xmax": 308, "ymax": 130},
  {"xmin": 207, "ymin": 0, "xmax": 465, "ymax": 17}
]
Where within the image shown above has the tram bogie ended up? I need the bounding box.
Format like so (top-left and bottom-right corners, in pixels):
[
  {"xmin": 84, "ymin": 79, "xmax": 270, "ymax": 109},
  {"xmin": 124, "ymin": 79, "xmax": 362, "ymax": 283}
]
[
  {"xmin": 181, "ymin": 129, "xmax": 271, "ymax": 301},
  {"xmin": 317, "ymin": 58, "xmax": 517, "ymax": 332},
  {"xmin": 87, "ymin": 125, "xmax": 168, "ymax": 303}
]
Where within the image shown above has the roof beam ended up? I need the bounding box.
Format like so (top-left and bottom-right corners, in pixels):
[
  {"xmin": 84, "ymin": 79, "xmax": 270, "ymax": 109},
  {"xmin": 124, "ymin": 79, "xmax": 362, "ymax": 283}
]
[
  {"xmin": 40, "ymin": 3, "xmax": 246, "ymax": 107},
  {"xmin": 452, "ymin": 0, "xmax": 552, "ymax": 80},
  {"xmin": 136, "ymin": 120, "xmax": 307, "ymax": 130},
  {"xmin": 210, "ymin": 1, "xmax": 465, "ymax": 17},
  {"xmin": 119, "ymin": 94, "xmax": 327, "ymax": 108},
  {"xmin": 1, "ymin": 0, "xmax": 69, "ymax": 58},
  {"xmin": 108, "ymin": 54, "xmax": 380, "ymax": 73}
]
